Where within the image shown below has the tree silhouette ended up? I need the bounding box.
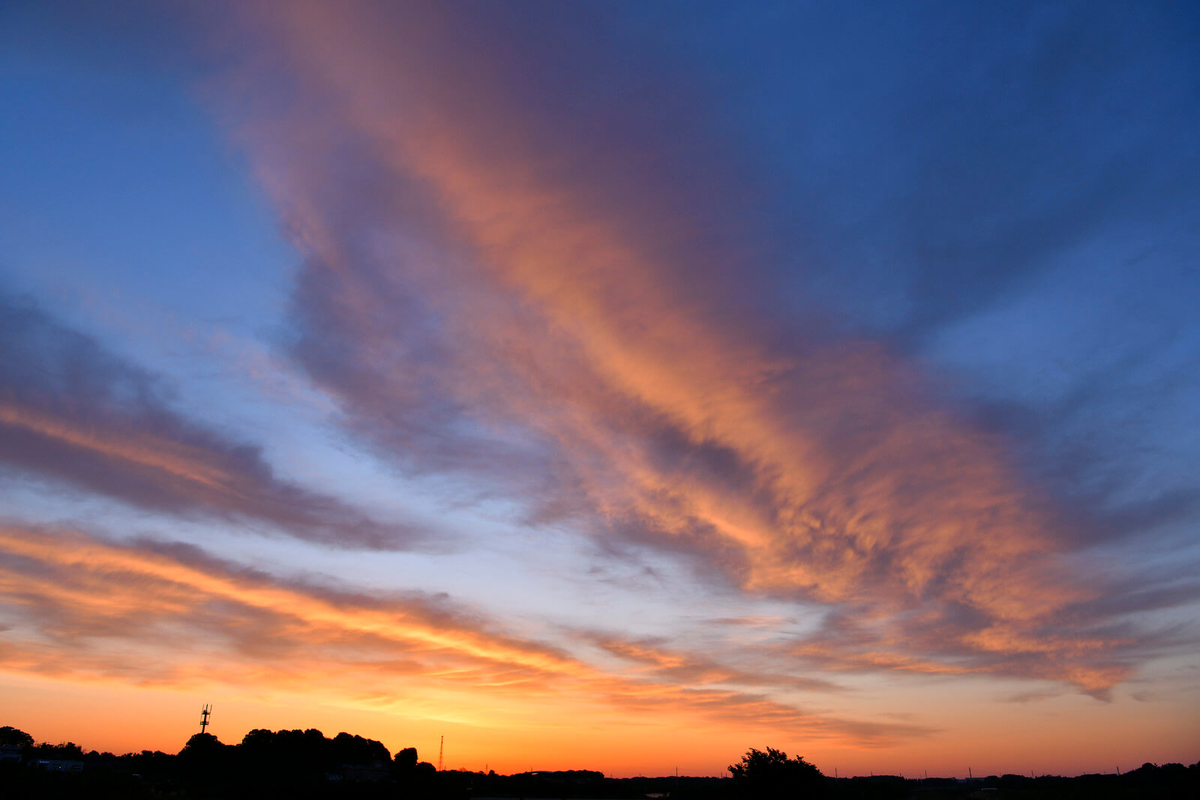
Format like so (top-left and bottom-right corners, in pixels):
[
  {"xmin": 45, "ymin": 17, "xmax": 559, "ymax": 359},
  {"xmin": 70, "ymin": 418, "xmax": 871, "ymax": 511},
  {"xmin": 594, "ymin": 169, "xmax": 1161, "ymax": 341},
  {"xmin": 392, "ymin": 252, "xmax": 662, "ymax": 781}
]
[
  {"xmin": 0, "ymin": 726, "xmax": 34, "ymax": 747},
  {"xmin": 179, "ymin": 732, "xmax": 225, "ymax": 757},
  {"xmin": 395, "ymin": 746, "xmax": 418, "ymax": 772},
  {"xmin": 729, "ymin": 747, "xmax": 825, "ymax": 799}
]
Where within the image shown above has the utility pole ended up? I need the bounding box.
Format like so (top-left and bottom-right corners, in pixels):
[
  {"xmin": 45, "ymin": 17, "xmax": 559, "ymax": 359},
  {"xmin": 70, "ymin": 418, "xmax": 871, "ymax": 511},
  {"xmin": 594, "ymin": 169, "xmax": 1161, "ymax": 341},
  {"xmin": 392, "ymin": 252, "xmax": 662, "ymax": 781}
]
[{"xmin": 199, "ymin": 704, "xmax": 212, "ymax": 734}]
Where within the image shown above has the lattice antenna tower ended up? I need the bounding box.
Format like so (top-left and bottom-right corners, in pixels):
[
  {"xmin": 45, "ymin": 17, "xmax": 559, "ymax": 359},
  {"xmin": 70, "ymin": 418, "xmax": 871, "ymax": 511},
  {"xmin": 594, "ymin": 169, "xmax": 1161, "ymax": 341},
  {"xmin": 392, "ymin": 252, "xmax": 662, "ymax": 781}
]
[
  {"xmin": 437, "ymin": 735, "xmax": 444, "ymax": 771},
  {"xmin": 200, "ymin": 704, "xmax": 212, "ymax": 734}
]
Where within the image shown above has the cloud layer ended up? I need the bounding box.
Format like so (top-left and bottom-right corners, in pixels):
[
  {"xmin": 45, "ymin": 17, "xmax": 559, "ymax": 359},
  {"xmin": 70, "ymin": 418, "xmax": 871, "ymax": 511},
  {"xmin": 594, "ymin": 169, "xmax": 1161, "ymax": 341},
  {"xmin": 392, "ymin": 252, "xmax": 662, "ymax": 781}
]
[
  {"xmin": 0, "ymin": 524, "xmax": 926, "ymax": 747},
  {"xmin": 0, "ymin": 293, "xmax": 419, "ymax": 549},
  {"xmin": 198, "ymin": 0, "xmax": 1174, "ymax": 692}
]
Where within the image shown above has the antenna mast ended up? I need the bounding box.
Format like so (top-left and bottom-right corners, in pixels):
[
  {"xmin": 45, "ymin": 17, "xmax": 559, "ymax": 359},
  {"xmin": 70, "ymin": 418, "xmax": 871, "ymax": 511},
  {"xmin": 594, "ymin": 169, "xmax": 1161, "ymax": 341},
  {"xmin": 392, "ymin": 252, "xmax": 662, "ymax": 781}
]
[
  {"xmin": 438, "ymin": 735, "xmax": 444, "ymax": 771},
  {"xmin": 199, "ymin": 704, "xmax": 212, "ymax": 734}
]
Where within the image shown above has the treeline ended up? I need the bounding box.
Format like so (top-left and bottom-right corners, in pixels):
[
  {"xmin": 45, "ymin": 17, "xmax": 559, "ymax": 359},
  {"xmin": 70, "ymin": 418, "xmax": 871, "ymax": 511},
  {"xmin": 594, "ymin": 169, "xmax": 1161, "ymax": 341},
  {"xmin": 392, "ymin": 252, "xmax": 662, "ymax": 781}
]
[
  {"xmin": 1, "ymin": 725, "xmax": 1198, "ymax": 799},
  {"xmin": 0, "ymin": 724, "xmax": 430, "ymax": 798}
]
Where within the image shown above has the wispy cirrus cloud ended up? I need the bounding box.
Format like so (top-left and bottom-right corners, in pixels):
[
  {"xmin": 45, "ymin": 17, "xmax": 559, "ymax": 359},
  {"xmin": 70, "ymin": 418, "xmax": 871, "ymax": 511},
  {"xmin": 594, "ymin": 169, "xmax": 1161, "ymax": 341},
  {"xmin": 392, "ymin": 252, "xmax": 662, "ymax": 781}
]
[
  {"xmin": 0, "ymin": 292, "xmax": 421, "ymax": 549},
  {"xmin": 193, "ymin": 0, "xmax": 1161, "ymax": 693},
  {"xmin": 0, "ymin": 524, "xmax": 928, "ymax": 746},
  {"xmin": 581, "ymin": 631, "xmax": 844, "ymax": 695}
]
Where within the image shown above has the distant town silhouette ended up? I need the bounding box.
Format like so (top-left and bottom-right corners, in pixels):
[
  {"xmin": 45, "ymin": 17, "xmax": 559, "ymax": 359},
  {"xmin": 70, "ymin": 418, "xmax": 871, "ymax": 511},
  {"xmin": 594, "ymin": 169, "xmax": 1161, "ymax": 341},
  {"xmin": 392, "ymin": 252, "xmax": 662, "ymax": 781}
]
[{"xmin": 1, "ymin": 724, "xmax": 1197, "ymax": 799}]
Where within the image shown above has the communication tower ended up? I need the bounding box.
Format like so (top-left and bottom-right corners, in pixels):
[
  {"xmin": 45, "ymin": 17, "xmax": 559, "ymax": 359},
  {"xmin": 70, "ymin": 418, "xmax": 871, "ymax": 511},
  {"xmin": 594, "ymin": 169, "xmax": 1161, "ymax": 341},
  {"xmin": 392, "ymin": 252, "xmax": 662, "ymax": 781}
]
[
  {"xmin": 200, "ymin": 704, "xmax": 212, "ymax": 734},
  {"xmin": 438, "ymin": 735, "xmax": 444, "ymax": 771}
]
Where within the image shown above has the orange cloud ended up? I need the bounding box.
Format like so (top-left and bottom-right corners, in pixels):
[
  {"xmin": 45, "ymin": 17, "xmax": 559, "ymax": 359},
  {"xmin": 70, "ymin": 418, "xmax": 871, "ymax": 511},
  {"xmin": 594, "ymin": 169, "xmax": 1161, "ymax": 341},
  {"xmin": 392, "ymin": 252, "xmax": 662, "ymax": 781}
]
[
  {"xmin": 0, "ymin": 402, "xmax": 241, "ymax": 493},
  {"xmin": 0, "ymin": 525, "xmax": 927, "ymax": 751},
  {"xmin": 0, "ymin": 295, "xmax": 420, "ymax": 549},
  {"xmin": 204, "ymin": 0, "xmax": 1128, "ymax": 692}
]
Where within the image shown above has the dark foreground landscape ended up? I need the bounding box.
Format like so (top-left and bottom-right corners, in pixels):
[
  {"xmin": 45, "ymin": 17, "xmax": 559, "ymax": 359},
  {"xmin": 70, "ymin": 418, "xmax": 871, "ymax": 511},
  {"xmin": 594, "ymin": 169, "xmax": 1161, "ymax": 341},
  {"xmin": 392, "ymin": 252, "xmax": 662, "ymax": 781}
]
[{"xmin": 2, "ymin": 726, "xmax": 1197, "ymax": 799}]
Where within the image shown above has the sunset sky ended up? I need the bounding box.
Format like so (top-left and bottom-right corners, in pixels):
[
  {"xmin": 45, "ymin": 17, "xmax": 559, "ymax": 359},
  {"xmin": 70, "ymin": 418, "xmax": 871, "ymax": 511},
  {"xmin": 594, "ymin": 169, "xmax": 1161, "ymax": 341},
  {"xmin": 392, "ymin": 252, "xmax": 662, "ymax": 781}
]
[{"xmin": 1, "ymin": 0, "xmax": 1198, "ymax": 779}]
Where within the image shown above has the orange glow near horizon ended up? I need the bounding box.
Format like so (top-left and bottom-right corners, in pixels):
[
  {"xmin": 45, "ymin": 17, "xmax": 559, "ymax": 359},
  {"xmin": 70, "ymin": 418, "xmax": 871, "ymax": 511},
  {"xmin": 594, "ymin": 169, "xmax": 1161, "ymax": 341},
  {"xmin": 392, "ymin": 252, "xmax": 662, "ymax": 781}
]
[{"xmin": 2, "ymin": 669, "xmax": 1197, "ymax": 779}]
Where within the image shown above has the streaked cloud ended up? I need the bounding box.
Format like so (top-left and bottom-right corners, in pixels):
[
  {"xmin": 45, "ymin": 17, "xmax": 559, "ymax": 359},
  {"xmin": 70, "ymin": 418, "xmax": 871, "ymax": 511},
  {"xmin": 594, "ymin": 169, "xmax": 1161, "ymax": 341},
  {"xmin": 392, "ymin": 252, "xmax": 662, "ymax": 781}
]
[
  {"xmin": 201, "ymin": 0, "xmax": 1160, "ymax": 692},
  {"xmin": 0, "ymin": 524, "xmax": 927, "ymax": 746},
  {"xmin": 0, "ymin": 293, "xmax": 420, "ymax": 549}
]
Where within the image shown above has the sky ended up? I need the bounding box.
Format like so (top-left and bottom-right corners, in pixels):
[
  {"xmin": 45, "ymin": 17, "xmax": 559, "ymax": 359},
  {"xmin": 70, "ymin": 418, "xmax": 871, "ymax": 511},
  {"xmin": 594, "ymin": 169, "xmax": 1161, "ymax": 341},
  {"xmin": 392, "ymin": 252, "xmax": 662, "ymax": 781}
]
[{"xmin": 1, "ymin": 0, "xmax": 1199, "ymax": 779}]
